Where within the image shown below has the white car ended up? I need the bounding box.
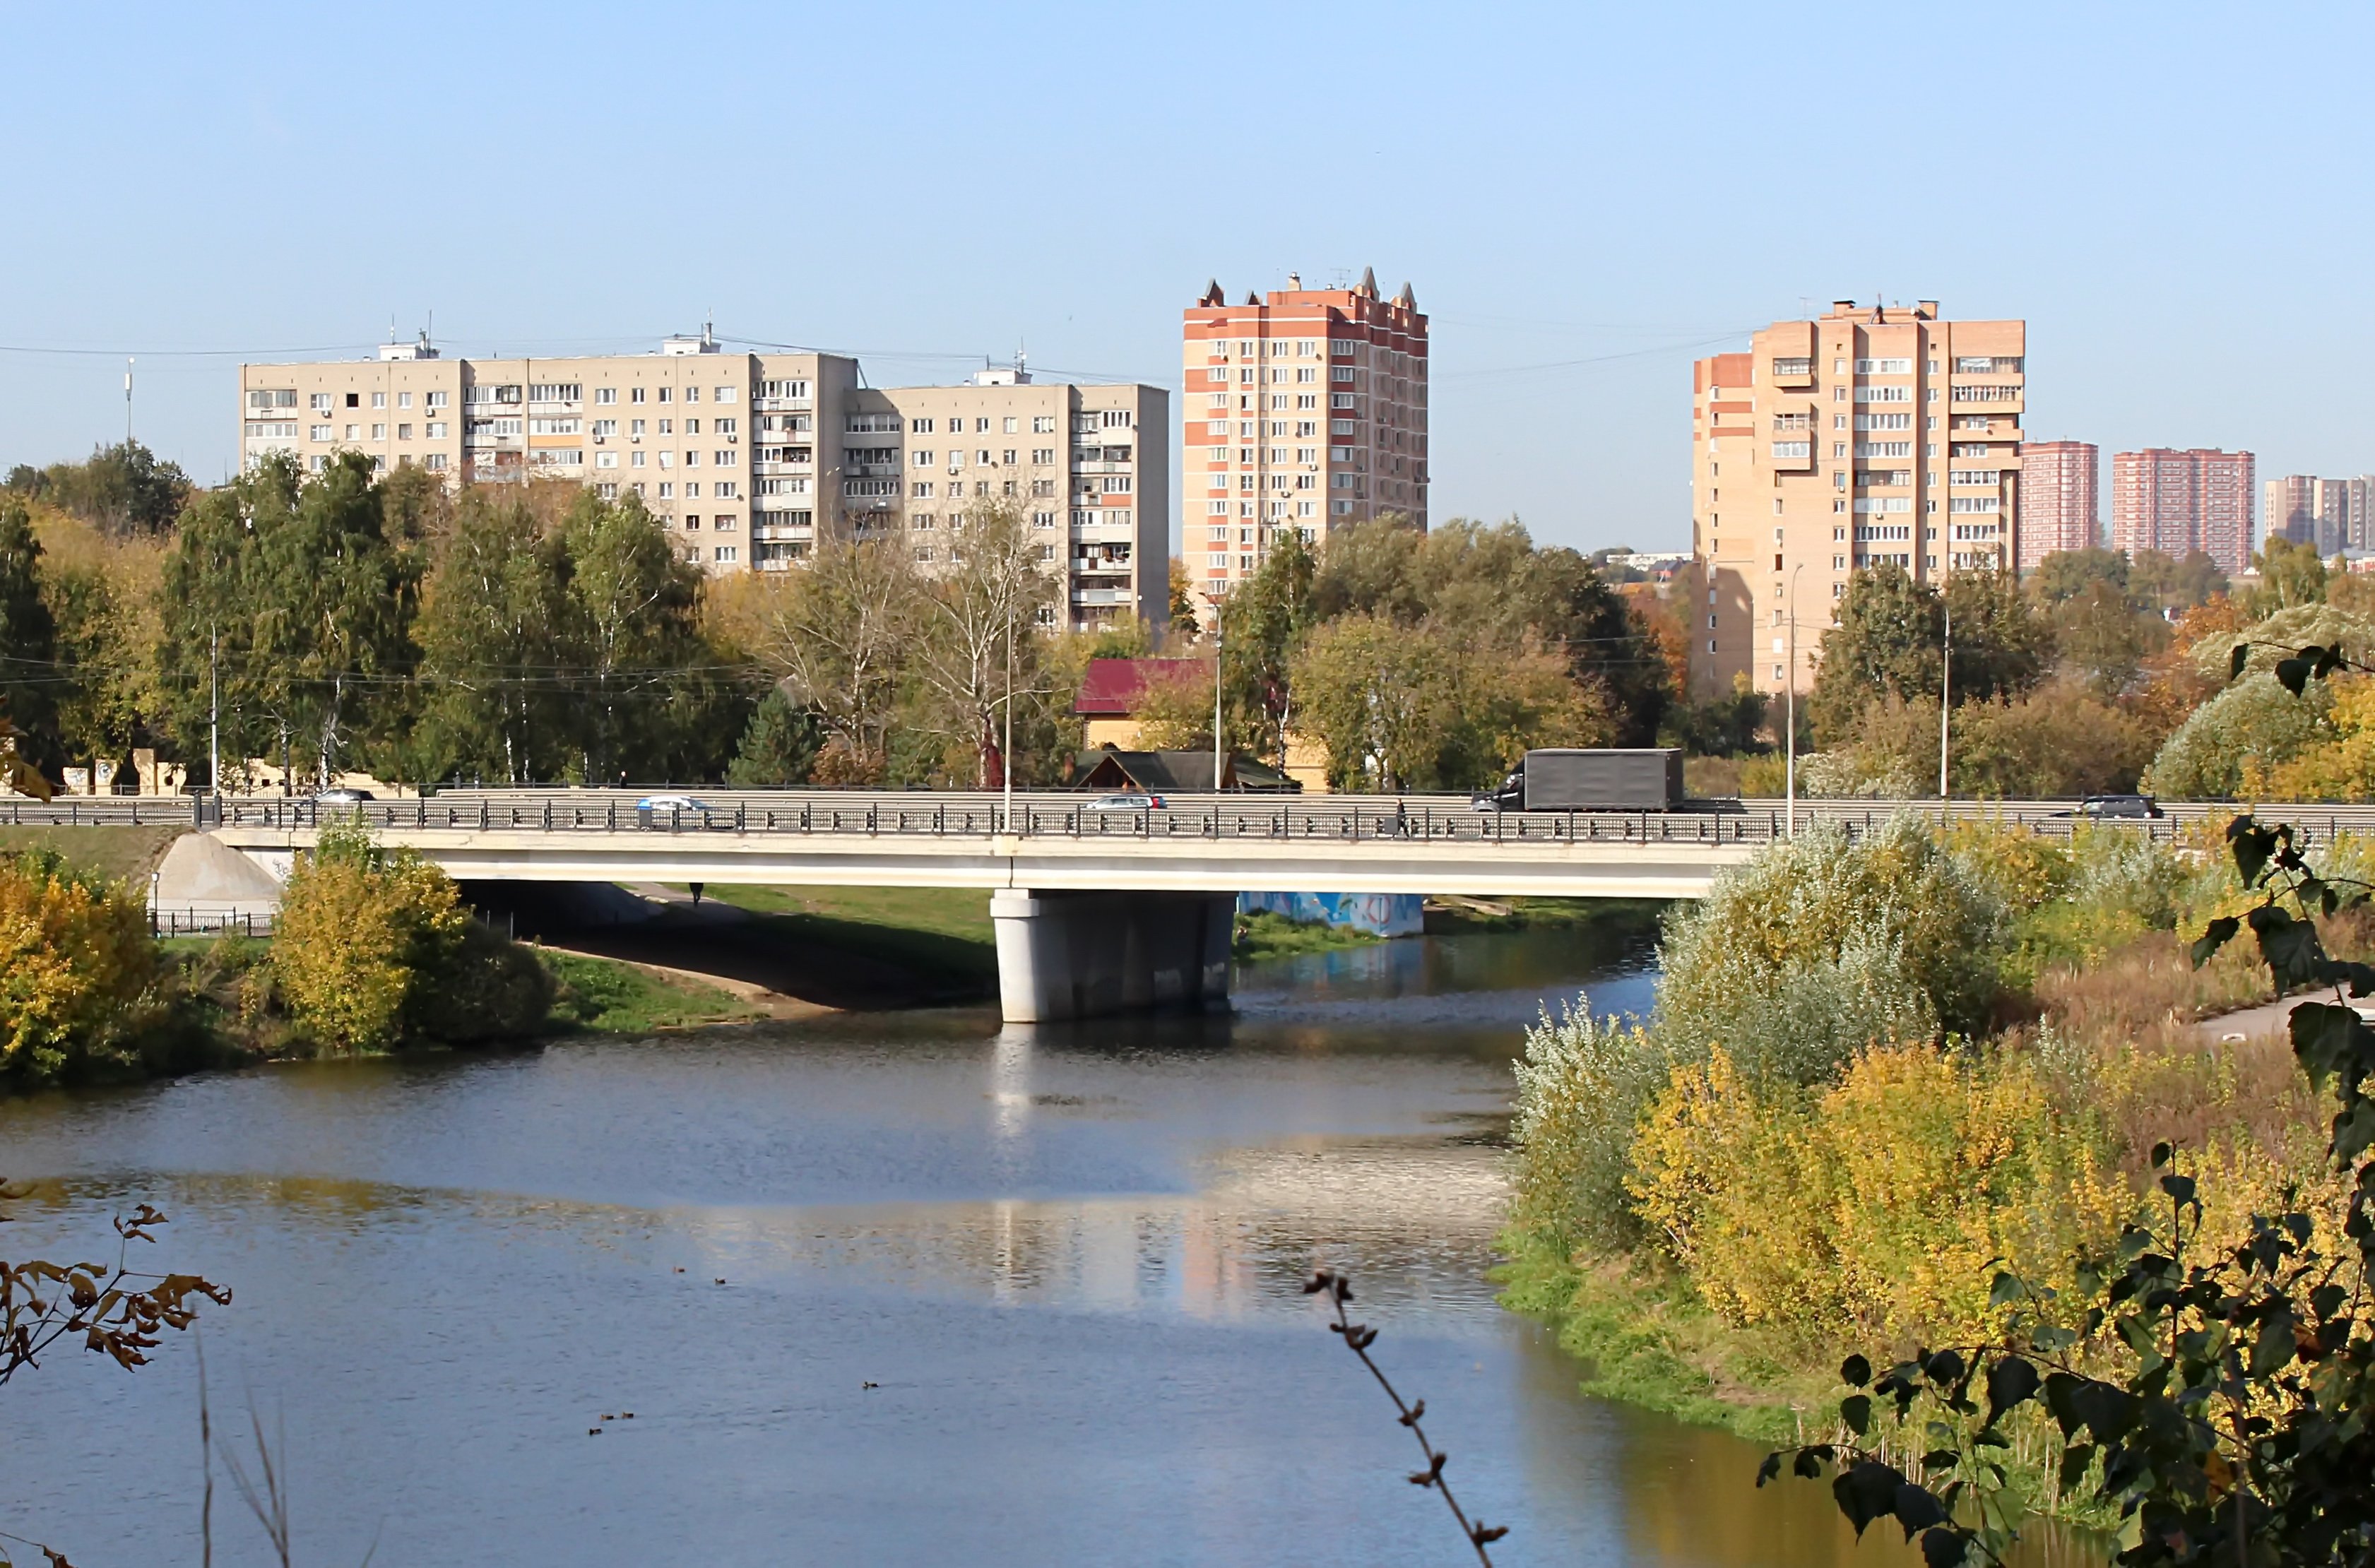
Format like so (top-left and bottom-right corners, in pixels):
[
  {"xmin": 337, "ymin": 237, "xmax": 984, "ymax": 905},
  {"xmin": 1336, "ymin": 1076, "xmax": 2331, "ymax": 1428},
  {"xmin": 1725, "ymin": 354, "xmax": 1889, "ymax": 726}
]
[
  {"xmin": 1082, "ymin": 793, "xmax": 1165, "ymax": 812},
  {"xmin": 636, "ymin": 794, "xmax": 709, "ymax": 812}
]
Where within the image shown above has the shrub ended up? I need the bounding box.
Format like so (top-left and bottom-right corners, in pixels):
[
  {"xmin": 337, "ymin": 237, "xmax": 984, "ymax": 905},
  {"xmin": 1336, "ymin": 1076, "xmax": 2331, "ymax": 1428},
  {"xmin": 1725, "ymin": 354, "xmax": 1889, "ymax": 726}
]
[
  {"xmin": 2143, "ymin": 669, "xmax": 2335, "ymax": 799},
  {"xmin": 0, "ymin": 850, "xmax": 174, "ymax": 1086},
  {"xmin": 271, "ymin": 819, "xmax": 550, "ymax": 1051},
  {"xmin": 1508, "ymin": 1001, "xmax": 1677, "ymax": 1259},
  {"xmin": 1628, "ymin": 1041, "xmax": 2128, "ymax": 1348},
  {"xmin": 1654, "ymin": 814, "xmax": 2000, "ymax": 1079}
]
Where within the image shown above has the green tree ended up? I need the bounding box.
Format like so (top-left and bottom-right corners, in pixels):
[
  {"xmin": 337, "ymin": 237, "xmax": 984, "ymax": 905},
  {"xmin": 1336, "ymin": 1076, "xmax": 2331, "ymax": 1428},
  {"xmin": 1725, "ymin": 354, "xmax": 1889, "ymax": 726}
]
[
  {"xmin": 2250, "ymin": 535, "xmax": 2329, "ymax": 615},
  {"xmin": 1219, "ymin": 528, "xmax": 1318, "ymax": 767},
  {"xmin": 725, "ymin": 687, "xmax": 822, "ymax": 786},
  {"xmin": 1941, "ymin": 567, "xmax": 2049, "ymax": 706},
  {"xmin": 12, "ymin": 441, "xmax": 191, "ymax": 537},
  {"xmin": 1289, "ymin": 612, "xmax": 1459, "ymax": 790},
  {"xmin": 410, "ymin": 492, "xmax": 575, "ymax": 783},
  {"xmin": 155, "ymin": 454, "xmax": 415, "ymax": 790},
  {"xmin": 0, "ymin": 499, "xmax": 61, "ymax": 777},
  {"xmin": 2031, "ymin": 547, "xmax": 2131, "ymax": 605},
  {"xmin": 2052, "ymin": 578, "xmax": 2168, "ymax": 694},
  {"xmin": 557, "ymin": 489, "xmax": 726, "ymax": 783},
  {"xmin": 1167, "ymin": 554, "xmax": 1202, "ymax": 637},
  {"xmin": 1661, "ymin": 677, "xmax": 1770, "ymax": 756},
  {"xmin": 2128, "ymin": 547, "xmax": 2227, "ymax": 613},
  {"xmin": 1809, "ymin": 566, "xmax": 1946, "ymax": 743}
]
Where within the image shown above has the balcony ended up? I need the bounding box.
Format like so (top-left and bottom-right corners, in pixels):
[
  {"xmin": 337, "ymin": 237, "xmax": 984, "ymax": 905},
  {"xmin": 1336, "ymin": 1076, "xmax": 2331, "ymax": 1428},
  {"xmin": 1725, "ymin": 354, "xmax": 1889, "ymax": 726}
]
[
  {"xmin": 754, "ymin": 396, "xmax": 813, "ymax": 413},
  {"xmin": 1069, "ymin": 459, "xmax": 1134, "ymax": 475},
  {"xmin": 1768, "ymin": 357, "xmax": 1816, "ymax": 387},
  {"xmin": 1070, "ymin": 587, "xmax": 1136, "ymax": 605},
  {"xmin": 844, "ymin": 463, "xmax": 901, "ymax": 479}
]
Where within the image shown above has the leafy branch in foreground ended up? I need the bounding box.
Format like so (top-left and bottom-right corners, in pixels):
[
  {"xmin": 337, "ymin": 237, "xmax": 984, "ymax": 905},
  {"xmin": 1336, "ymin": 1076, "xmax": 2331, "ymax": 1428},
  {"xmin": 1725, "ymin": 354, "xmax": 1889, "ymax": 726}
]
[{"xmin": 1305, "ymin": 1270, "xmax": 1508, "ymax": 1564}]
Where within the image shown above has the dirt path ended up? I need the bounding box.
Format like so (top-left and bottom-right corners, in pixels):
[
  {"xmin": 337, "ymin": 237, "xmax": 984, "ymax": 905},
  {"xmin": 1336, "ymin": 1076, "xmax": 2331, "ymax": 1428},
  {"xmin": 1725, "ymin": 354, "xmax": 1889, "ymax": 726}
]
[
  {"xmin": 535, "ymin": 944, "xmax": 833, "ymax": 1021},
  {"xmin": 2195, "ymin": 993, "xmax": 2375, "ymax": 1043}
]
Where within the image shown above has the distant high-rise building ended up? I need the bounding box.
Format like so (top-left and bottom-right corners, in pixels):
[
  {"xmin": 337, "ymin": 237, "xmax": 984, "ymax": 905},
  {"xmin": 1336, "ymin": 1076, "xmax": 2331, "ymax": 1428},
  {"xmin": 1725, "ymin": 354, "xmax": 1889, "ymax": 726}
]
[
  {"xmin": 1690, "ymin": 299, "xmax": 2025, "ymax": 699},
  {"xmin": 2018, "ymin": 440, "xmax": 2098, "ymax": 567},
  {"xmin": 1181, "ymin": 270, "xmax": 1428, "ymax": 609},
  {"xmin": 2264, "ymin": 474, "xmax": 2369, "ymax": 554},
  {"xmin": 2109, "ymin": 449, "xmax": 2255, "ymax": 576}
]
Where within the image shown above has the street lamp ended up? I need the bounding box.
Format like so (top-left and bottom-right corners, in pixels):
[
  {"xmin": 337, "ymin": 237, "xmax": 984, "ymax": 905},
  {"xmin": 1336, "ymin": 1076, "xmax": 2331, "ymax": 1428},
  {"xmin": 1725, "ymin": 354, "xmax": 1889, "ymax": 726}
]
[
  {"xmin": 1786, "ymin": 562, "xmax": 1806, "ymax": 837},
  {"xmin": 1939, "ymin": 597, "xmax": 1953, "ymax": 809},
  {"xmin": 1210, "ymin": 598, "xmax": 1226, "ymax": 792}
]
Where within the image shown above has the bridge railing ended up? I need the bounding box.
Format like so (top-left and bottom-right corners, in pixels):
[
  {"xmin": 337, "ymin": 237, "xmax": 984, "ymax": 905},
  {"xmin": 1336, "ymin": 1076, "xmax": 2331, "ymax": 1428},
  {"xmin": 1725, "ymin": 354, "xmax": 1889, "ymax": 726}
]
[{"xmin": 8, "ymin": 791, "xmax": 2369, "ymax": 852}]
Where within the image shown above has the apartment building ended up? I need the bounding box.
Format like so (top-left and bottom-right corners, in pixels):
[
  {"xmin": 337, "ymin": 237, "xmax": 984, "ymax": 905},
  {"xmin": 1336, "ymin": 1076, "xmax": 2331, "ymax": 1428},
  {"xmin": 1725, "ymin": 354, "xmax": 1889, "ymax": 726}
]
[
  {"xmin": 1691, "ymin": 299, "xmax": 2026, "ymax": 699},
  {"xmin": 2109, "ymin": 449, "xmax": 2256, "ymax": 576},
  {"xmin": 238, "ymin": 334, "xmax": 1168, "ymax": 633},
  {"xmin": 2264, "ymin": 473, "xmax": 2369, "ymax": 554},
  {"xmin": 1180, "ymin": 269, "xmax": 1427, "ymax": 607},
  {"xmin": 2018, "ymin": 441, "xmax": 2099, "ymax": 568}
]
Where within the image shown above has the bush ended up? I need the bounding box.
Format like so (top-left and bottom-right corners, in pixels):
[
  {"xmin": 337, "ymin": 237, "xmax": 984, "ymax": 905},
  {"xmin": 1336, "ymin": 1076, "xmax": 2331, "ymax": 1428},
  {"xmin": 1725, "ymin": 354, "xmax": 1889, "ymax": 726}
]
[
  {"xmin": 1654, "ymin": 814, "xmax": 2000, "ymax": 1078},
  {"xmin": 2143, "ymin": 670, "xmax": 2335, "ymax": 799},
  {"xmin": 271, "ymin": 819, "xmax": 551, "ymax": 1051},
  {"xmin": 1509, "ymin": 1001, "xmax": 1677, "ymax": 1259},
  {"xmin": 1628, "ymin": 1041, "xmax": 2129, "ymax": 1347},
  {"xmin": 0, "ymin": 850, "xmax": 174, "ymax": 1086}
]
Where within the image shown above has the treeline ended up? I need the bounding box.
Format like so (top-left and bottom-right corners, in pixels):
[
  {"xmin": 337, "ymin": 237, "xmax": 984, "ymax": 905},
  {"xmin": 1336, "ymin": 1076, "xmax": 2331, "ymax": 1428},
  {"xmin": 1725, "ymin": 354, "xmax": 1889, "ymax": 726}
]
[
  {"xmin": 0, "ymin": 452, "xmax": 1119, "ymax": 791},
  {"xmin": 1710, "ymin": 542, "xmax": 2350, "ymax": 800},
  {"xmin": 1159, "ymin": 518, "xmax": 1676, "ymax": 791},
  {"xmin": 4, "ymin": 440, "xmax": 192, "ymax": 537}
]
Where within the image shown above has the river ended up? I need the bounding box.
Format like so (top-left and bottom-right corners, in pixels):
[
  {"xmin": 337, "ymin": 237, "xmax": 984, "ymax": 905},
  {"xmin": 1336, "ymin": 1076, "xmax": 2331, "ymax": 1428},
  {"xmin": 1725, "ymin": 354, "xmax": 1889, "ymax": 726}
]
[{"xmin": 0, "ymin": 926, "xmax": 1914, "ymax": 1567}]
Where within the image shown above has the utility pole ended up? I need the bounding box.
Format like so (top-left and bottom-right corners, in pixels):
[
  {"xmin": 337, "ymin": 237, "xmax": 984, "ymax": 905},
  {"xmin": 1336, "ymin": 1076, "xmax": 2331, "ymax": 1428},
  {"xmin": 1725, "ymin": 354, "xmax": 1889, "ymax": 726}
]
[
  {"xmin": 1939, "ymin": 598, "xmax": 1953, "ymax": 809},
  {"xmin": 1002, "ymin": 595, "xmax": 1015, "ymax": 826},
  {"xmin": 208, "ymin": 629, "xmax": 220, "ymax": 807},
  {"xmin": 1786, "ymin": 562, "xmax": 1805, "ymax": 837},
  {"xmin": 124, "ymin": 358, "xmax": 134, "ymax": 445},
  {"xmin": 1211, "ymin": 600, "xmax": 1225, "ymax": 792}
]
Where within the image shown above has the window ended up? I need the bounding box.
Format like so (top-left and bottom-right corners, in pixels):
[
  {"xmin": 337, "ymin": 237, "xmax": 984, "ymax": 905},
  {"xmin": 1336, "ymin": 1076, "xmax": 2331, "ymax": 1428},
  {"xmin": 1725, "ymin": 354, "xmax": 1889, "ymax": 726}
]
[
  {"xmin": 593, "ymin": 420, "xmax": 617, "ymax": 437},
  {"xmin": 714, "ymin": 546, "xmax": 736, "ymax": 562},
  {"xmin": 1853, "ymin": 412, "xmax": 1912, "ymax": 431},
  {"xmin": 529, "ymin": 417, "xmax": 581, "ymax": 434},
  {"xmin": 715, "ymin": 386, "xmax": 735, "ymax": 404},
  {"xmin": 1854, "ymin": 386, "xmax": 1910, "ymax": 403},
  {"xmin": 762, "ymin": 379, "xmax": 811, "ymax": 400},
  {"xmin": 685, "ymin": 451, "xmax": 701, "ymax": 466},
  {"xmin": 1950, "ymin": 384, "xmax": 2020, "ymax": 403},
  {"xmin": 659, "ymin": 419, "xmax": 673, "ymax": 434},
  {"xmin": 1770, "ymin": 357, "xmax": 1812, "ymax": 376},
  {"xmin": 528, "ymin": 383, "xmax": 581, "ymax": 403},
  {"xmin": 658, "ymin": 387, "xmax": 672, "ymax": 403},
  {"xmin": 372, "ymin": 423, "xmax": 387, "ymax": 439},
  {"xmin": 345, "ymin": 393, "xmax": 360, "ymax": 408},
  {"xmin": 1854, "ymin": 358, "xmax": 1912, "ymax": 374},
  {"xmin": 1002, "ymin": 449, "xmax": 1017, "ymax": 465},
  {"xmin": 424, "ymin": 453, "xmax": 447, "ymax": 471},
  {"xmin": 715, "ymin": 417, "xmax": 735, "ymax": 436},
  {"xmin": 344, "ymin": 424, "xmax": 361, "ymax": 439},
  {"xmin": 715, "ymin": 450, "xmax": 736, "ymax": 467},
  {"xmin": 631, "ymin": 451, "xmax": 646, "ymax": 468},
  {"xmin": 976, "ymin": 417, "xmax": 991, "ymax": 433},
  {"xmin": 426, "ymin": 421, "xmax": 448, "ymax": 438},
  {"xmin": 684, "ymin": 386, "xmax": 701, "ymax": 403},
  {"xmin": 1771, "ymin": 441, "xmax": 1810, "ymax": 460},
  {"xmin": 596, "ymin": 388, "xmax": 616, "ymax": 405},
  {"xmin": 309, "ymin": 424, "xmax": 333, "ymax": 441},
  {"xmin": 596, "ymin": 451, "xmax": 617, "ymax": 469},
  {"xmin": 685, "ymin": 418, "xmax": 701, "ymax": 435},
  {"xmin": 310, "ymin": 393, "xmax": 333, "ymax": 411},
  {"xmin": 1854, "ymin": 441, "xmax": 1911, "ymax": 458}
]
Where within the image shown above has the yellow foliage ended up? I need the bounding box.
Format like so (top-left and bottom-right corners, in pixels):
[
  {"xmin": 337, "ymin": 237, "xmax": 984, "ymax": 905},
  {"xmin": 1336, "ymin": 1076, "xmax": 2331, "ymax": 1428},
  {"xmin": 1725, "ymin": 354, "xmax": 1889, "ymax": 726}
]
[
  {"xmin": 271, "ymin": 824, "xmax": 470, "ymax": 1052},
  {"xmin": 0, "ymin": 856, "xmax": 170, "ymax": 1083},
  {"xmin": 1630, "ymin": 1042, "xmax": 2128, "ymax": 1348},
  {"xmin": 2261, "ymin": 676, "xmax": 2375, "ymax": 801}
]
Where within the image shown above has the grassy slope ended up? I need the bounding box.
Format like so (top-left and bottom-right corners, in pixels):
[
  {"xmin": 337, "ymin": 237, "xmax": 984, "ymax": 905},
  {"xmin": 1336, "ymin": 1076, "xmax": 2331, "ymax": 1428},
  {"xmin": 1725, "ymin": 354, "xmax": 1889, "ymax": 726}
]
[
  {"xmin": 0, "ymin": 824, "xmax": 186, "ymax": 886},
  {"xmin": 540, "ymin": 950, "xmax": 762, "ymax": 1033},
  {"xmin": 695, "ymin": 885, "xmax": 998, "ymax": 990}
]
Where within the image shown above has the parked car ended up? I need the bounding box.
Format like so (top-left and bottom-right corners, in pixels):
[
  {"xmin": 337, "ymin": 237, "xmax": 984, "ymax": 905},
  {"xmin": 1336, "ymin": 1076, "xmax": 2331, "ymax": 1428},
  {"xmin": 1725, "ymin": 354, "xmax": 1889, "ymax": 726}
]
[
  {"xmin": 313, "ymin": 788, "xmax": 375, "ymax": 803},
  {"xmin": 1082, "ymin": 793, "xmax": 1166, "ymax": 812},
  {"xmin": 2072, "ymin": 793, "xmax": 2163, "ymax": 819}
]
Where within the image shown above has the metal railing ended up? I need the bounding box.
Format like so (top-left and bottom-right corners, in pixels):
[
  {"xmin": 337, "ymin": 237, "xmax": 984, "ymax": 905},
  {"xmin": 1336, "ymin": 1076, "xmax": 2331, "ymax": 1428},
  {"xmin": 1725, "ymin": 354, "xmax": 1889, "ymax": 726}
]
[{"xmin": 13, "ymin": 791, "xmax": 2371, "ymax": 853}]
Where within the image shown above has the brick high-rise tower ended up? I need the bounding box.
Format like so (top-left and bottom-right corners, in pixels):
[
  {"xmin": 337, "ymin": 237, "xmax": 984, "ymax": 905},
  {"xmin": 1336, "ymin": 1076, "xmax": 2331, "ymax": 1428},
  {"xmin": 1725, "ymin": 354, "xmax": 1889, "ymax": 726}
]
[{"xmin": 1181, "ymin": 270, "xmax": 1428, "ymax": 610}]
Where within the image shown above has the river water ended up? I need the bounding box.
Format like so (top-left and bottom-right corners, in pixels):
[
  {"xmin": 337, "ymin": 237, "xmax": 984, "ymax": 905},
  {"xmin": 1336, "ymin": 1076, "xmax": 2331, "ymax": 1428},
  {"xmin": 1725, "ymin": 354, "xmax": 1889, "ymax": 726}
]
[{"xmin": 0, "ymin": 927, "xmax": 1912, "ymax": 1567}]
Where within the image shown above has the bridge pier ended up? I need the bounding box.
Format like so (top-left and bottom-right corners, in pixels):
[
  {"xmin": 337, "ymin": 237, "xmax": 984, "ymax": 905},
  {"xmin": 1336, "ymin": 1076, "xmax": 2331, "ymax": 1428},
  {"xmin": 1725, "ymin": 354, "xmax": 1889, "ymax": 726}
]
[{"xmin": 990, "ymin": 889, "xmax": 1235, "ymax": 1023}]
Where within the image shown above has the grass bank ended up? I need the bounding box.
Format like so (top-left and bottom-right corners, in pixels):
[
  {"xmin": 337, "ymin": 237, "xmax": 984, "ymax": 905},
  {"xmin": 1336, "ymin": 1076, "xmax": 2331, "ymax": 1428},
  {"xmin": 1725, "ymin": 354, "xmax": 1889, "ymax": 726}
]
[
  {"xmin": 0, "ymin": 824, "xmax": 185, "ymax": 885},
  {"xmin": 1231, "ymin": 909, "xmax": 1384, "ymax": 962},
  {"xmin": 540, "ymin": 950, "xmax": 762, "ymax": 1033}
]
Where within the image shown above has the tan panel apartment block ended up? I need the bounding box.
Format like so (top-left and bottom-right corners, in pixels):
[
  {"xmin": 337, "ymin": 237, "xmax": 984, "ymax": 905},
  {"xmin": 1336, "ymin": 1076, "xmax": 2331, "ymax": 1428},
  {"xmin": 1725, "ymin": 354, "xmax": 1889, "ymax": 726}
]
[{"xmin": 1690, "ymin": 300, "xmax": 2025, "ymax": 699}]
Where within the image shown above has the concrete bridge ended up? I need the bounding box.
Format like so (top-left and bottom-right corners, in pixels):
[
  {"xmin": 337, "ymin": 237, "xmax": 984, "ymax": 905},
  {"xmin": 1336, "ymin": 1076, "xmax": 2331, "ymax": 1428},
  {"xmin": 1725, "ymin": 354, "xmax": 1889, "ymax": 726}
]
[{"xmin": 23, "ymin": 786, "xmax": 2361, "ymax": 1023}]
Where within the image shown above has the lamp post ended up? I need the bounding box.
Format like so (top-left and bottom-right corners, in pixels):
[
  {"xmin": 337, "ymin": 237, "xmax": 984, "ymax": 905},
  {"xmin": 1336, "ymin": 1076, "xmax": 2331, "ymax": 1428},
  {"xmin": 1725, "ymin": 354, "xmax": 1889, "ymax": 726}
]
[
  {"xmin": 1786, "ymin": 562, "xmax": 1805, "ymax": 837},
  {"xmin": 1211, "ymin": 598, "xmax": 1226, "ymax": 792},
  {"xmin": 1001, "ymin": 598, "xmax": 1015, "ymax": 826},
  {"xmin": 1939, "ymin": 597, "xmax": 1953, "ymax": 809}
]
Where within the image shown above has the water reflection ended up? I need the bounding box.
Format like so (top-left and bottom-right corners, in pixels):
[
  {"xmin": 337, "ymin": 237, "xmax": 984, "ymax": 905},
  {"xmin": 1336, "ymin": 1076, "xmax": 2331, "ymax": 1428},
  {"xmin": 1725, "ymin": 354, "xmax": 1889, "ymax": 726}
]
[{"xmin": 0, "ymin": 920, "xmax": 1939, "ymax": 1567}]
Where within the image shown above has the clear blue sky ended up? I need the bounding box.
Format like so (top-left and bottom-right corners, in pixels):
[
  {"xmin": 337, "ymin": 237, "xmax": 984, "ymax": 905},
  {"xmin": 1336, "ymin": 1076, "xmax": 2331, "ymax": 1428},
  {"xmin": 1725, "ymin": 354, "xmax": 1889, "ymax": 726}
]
[{"xmin": 4, "ymin": 1, "xmax": 2370, "ymax": 555}]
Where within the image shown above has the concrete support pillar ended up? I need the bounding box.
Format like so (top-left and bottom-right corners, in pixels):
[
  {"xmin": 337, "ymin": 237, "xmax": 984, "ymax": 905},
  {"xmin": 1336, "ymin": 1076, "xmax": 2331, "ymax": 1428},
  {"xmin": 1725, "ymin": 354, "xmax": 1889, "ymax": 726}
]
[{"xmin": 990, "ymin": 888, "xmax": 1235, "ymax": 1023}]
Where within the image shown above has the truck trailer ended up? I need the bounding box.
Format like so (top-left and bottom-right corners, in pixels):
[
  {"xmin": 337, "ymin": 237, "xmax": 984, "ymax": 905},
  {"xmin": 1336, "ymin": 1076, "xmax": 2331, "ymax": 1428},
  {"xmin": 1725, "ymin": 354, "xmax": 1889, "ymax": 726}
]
[{"xmin": 1473, "ymin": 748, "xmax": 1686, "ymax": 812}]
